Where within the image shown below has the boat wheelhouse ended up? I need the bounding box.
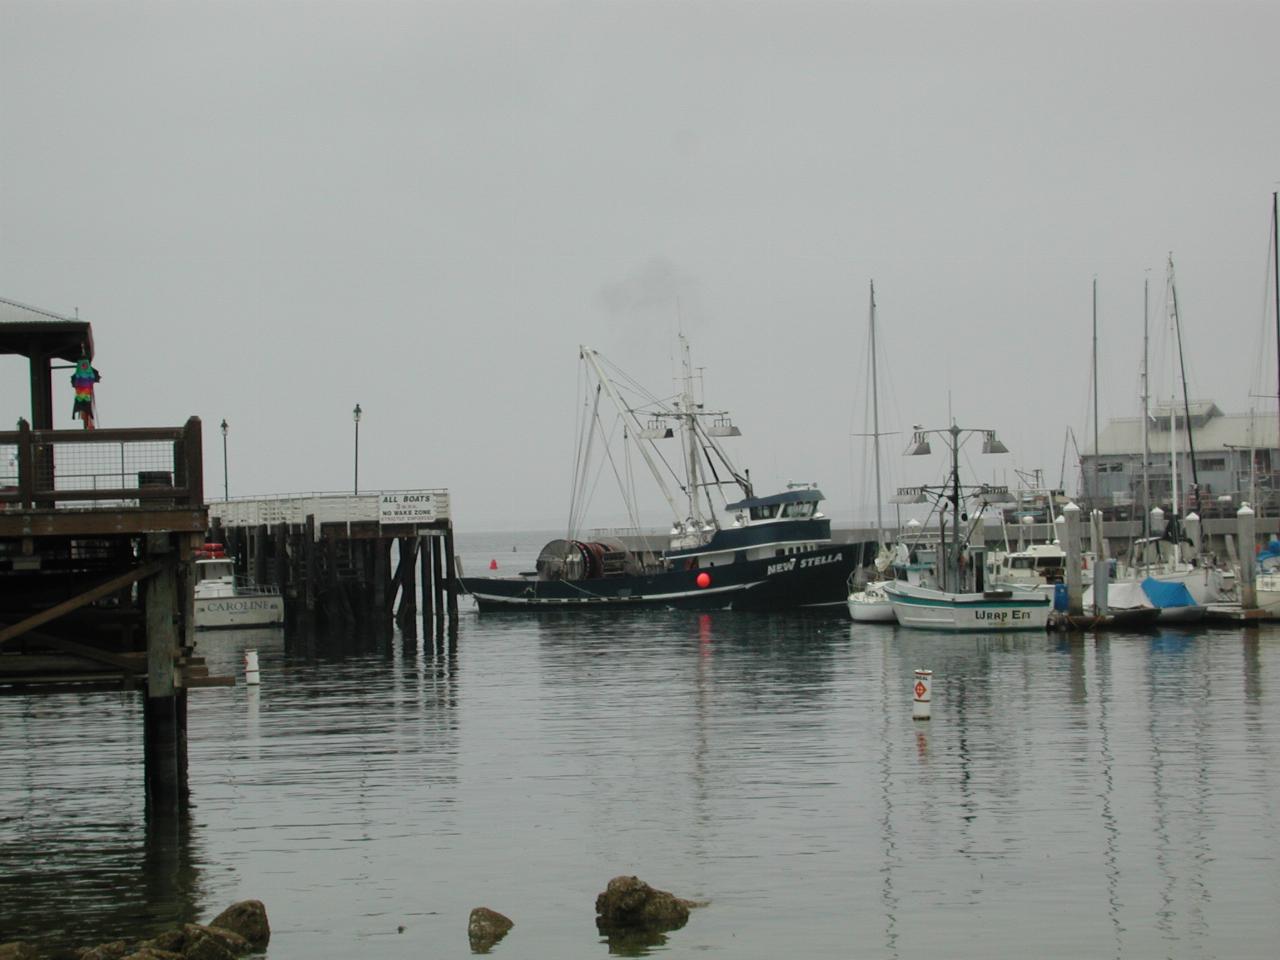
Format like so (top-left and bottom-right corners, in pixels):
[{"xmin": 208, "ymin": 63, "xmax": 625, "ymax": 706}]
[{"xmin": 193, "ymin": 543, "xmax": 285, "ymax": 629}]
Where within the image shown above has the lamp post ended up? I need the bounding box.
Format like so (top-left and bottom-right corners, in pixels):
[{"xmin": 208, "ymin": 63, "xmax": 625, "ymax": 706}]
[
  {"xmin": 220, "ymin": 419, "xmax": 229, "ymax": 501},
  {"xmin": 353, "ymin": 404, "xmax": 362, "ymax": 495},
  {"xmin": 901, "ymin": 423, "xmax": 1010, "ymax": 590}
]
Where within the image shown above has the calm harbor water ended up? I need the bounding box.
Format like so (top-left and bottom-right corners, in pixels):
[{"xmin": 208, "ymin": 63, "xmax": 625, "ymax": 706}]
[{"xmin": 3, "ymin": 532, "xmax": 1280, "ymax": 958}]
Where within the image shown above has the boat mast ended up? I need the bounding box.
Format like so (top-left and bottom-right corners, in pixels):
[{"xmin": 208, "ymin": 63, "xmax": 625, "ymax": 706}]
[
  {"xmin": 1141, "ymin": 275, "xmax": 1151, "ymax": 552},
  {"xmin": 1273, "ymin": 191, "xmax": 1280, "ymax": 471},
  {"xmin": 1169, "ymin": 256, "xmax": 1202, "ymax": 520},
  {"xmin": 869, "ymin": 280, "xmax": 884, "ymax": 547},
  {"xmin": 1092, "ymin": 277, "xmax": 1100, "ymax": 510},
  {"xmin": 1167, "ymin": 258, "xmax": 1180, "ymax": 563},
  {"xmin": 949, "ymin": 423, "xmax": 962, "ymax": 589},
  {"xmin": 679, "ymin": 334, "xmax": 703, "ymax": 529}
]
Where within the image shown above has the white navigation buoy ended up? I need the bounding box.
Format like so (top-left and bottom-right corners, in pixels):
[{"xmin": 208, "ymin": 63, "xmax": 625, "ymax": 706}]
[
  {"xmin": 912, "ymin": 669, "xmax": 932, "ymax": 720},
  {"xmin": 244, "ymin": 649, "xmax": 260, "ymax": 686}
]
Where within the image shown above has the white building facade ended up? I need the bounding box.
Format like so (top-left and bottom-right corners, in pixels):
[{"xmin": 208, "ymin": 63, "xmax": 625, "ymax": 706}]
[{"xmin": 1079, "ymin": 401, "xmax": 1280, "ymax": 518}]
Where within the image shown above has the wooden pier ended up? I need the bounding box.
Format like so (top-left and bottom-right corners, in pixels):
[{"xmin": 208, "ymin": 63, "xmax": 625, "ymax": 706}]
[
  {"xmin": 1, "ymin": 308, "xmax": 228, "ymax": 813},
  {"xmin": 206, "ymin": 490, "xmax": 458, "ymax": 638}
]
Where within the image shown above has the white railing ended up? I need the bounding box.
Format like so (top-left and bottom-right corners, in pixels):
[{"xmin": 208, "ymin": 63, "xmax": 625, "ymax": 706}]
[{"xmin": 208, "ymin": 489, "xmax": 450, "ymax": 530}]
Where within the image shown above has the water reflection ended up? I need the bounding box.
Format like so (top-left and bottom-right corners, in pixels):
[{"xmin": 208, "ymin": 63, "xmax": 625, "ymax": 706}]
[
  {"xmin": 0, "ymin": 694, "xmax": 204, "ymax": 952},
  {"xmin": 4, "ymin": 616, "xmax": 1280, "ymax": 957}
]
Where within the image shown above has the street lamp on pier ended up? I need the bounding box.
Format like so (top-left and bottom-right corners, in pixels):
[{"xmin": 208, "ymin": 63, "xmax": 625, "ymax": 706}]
[
  {"xmin": 353, "ymin": 404, "xmax": 362, "ymax": 495},
  {"xmin": 220, "ymin": 419, "xmax": 229, "ymax": 501}
]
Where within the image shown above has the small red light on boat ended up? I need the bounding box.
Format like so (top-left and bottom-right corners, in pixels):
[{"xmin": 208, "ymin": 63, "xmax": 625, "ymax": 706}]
[{"xmin": 696, "ymin": 572, "xmax": 711, "ymax": 588}]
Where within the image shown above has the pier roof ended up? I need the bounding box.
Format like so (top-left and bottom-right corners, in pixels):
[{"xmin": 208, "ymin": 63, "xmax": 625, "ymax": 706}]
[
  {"xmin": 0, "ymin": 297, "xmax": 93, "ymax": 361},
  {"xmin": 1087, "ymin": 406, "xmax": 1279, "ymax": 457}
]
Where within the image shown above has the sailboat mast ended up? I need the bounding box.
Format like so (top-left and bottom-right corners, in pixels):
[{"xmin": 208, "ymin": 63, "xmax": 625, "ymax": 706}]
[
  {"xmin": 1169, "ymin": 260, "xmax": 1202, "ymax": 518},
  {"xmin": 1273, "ymin": 191, "xmax": 1279, "ymax": 459},
  {"xmin": 1167, "ymin": 258, "xmax": 1180, "ymax": 562},
  {"xmin": 1141, "ymin": 276, "xmax": 1151, "ymax": 544},
  {"xmin": 1092, "ymin": 278, "xmax": 1100, "ymax": 509},
  {"xmin": 869, "ymin": 280, "xmax": 884, "ymax": 546}
]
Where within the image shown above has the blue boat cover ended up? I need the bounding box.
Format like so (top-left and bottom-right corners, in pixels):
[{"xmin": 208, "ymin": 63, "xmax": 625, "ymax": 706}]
[
  {"xmin": 1141, "ymin": 577, "xmax": 1196, "ymax": 609},
  {"xmin": 1256, "ymin": 539, "xmax": 1280, "ymax": 571}
]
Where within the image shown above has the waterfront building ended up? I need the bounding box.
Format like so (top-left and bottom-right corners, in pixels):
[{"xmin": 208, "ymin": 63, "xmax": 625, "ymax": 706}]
[{"xmin": 1079, "ymin": 401, "xmax": 1280, "ymax": 518}]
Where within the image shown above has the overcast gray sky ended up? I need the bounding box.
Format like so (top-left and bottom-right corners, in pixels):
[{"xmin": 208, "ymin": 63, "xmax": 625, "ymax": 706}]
[{"xmin": 3, "ymin": 0, "xmax": 1278, "ymax": 532}]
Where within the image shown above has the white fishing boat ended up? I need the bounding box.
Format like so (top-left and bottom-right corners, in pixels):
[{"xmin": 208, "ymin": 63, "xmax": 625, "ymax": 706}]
[
  {"xmin": 885, "ymin": 580, "xmax": 1050, "ymax": 631},
  {"xmin": 986, "ymin": 541, "xmax": 1069, "ymax": 598},
  {"xmin": 193, "ymin": 543, "xmax": 285, "ymax": 629},
  {"xmin": 883, "ymin": 421, "xmax": 1048, "ymax": 631}
]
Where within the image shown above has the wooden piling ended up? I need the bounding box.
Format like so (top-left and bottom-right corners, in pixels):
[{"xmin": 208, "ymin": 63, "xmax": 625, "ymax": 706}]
[
  {"xmin": 274, "ymin": 521, "xmax": 289, "ymax": 595},
  {"xmin": 254, "ymin": 523, "xmax": 269, "ymax": 587},
  {"xmin": 373, "ymin": 538, "xmax": 390, "ymax": 635},
  {"xmin": 204, "ymin": 495, "xmax": 458, "ymax": 635},
  {"xmin": 304, "ymin": 514, "xmax": 317, "ymax": 622},
  {"xmin": 420, "ymin": 535, "xmax": 435, "ymax": 628},
  {"xmin": 143, "ymin": 533, "xmax": 186, "ymax": 811},
  {"xmin": 432, "ymin": 533, "xmax": 445, "ymax": 621},
  {"xmin": 444, "ymin": 525, "xmax": 459, "ymax": 621},
  {"xmin": 1063, "ymin": 502, "xmax": 1083, "ymax": 616},
  {"xmin": 396, "ymin": 537, "xmax": 418, "ymax": 638}
]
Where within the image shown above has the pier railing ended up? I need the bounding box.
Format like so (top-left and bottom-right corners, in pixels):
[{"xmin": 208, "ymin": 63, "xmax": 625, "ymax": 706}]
[
  {"xmin": 208, "ymin": 489, "xmax": 450, "ymax": 534},
  {"xmin": 0, "ymin": 417, "xmax": 203, "ymax": 510}
]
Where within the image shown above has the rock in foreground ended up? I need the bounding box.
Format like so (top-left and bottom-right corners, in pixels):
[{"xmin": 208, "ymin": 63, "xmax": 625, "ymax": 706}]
[
  {"xmin": 208, "ymin": 901, "xmax": 270, "ymax": 949},
  {"xmin": 594, "ymin": 876, "xmax": 695, "ymax": 935},
  {"xmin": 467, "ymin": 907, "xmax": 514, "ymax": 953},
  {"xmin": 25, "ymin": 900, "xmax": 269, "ymax": 960}
]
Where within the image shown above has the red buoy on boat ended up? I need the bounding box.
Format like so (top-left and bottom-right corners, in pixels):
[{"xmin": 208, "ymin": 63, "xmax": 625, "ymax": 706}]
[
  {"xmin": 489, "ymin": 559, "xmax": 498, "ymax": 570},
  {"xmin": 696, "ymin": 572, "xmax": 711, "ymax": 588}
]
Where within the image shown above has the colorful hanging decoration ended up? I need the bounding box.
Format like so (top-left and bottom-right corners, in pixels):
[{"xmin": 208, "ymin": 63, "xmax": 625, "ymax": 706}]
[{"xmin": 71, "ymin": 357, "xmax": 101, "ymax": 429}]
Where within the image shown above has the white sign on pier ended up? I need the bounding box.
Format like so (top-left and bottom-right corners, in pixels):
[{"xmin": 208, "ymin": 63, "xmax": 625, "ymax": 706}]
[
  {"xmin": 208, "ymin": 489, "xmax": 450, "ymax": 536},
  {"xmin": 378, "ymin": 490, "xmax": 450, "ymax": 525}
]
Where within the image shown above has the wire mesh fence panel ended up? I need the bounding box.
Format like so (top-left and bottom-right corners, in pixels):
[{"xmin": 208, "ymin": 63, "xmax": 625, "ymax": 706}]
[
  {"xmin": 0, "ymin": 441, "xmax": 17, "ymax": 493},
  {"xmin": 30, "ymin": 440, "xmax": 176, "ymax": 507}
]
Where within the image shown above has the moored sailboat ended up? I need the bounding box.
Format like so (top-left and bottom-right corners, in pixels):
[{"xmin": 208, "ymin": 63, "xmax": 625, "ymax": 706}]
[
  {"xmin": 1249, "ymin": 191, "xmax": 1280, "ymax": 617},
  {"xmin": 847, "ymin": 280, "xmax": 898, "ymax": 622},
  {"xmin": 1109, "ymin": 257, "xmax": 1227, "ymax": 619}
]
